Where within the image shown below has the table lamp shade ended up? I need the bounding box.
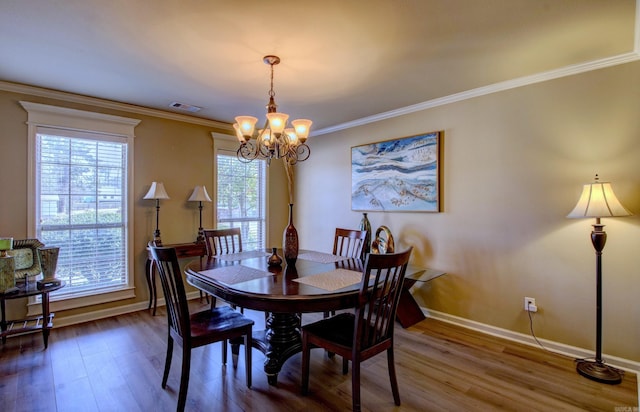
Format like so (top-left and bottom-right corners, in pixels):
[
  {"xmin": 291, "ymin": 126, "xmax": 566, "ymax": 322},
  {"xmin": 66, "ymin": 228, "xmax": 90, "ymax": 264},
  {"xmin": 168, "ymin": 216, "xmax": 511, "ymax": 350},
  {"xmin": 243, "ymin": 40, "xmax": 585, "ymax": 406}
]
[
  {"xmin": 144, "ymin": 182, "xmax": 170, "ymax": 200},
  {"xmin": 188, "ymin": 186, "xmax": 212, "ymax": 202},
  {"xmin": 567, "ymin": 180, "xmax": 631, "ymax": 219}
]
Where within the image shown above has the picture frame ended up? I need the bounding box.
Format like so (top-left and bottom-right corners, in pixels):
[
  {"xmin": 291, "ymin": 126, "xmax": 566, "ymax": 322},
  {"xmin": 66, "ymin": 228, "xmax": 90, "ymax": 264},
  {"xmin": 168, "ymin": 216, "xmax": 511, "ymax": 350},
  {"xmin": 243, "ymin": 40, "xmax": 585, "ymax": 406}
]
[
  {"xmin": 351, "ymin": 131, "xmax": 442, "ymax": 212},
  {"xmin": 8, "ymin": 239, "xmax": 45, "ymax": 279}
]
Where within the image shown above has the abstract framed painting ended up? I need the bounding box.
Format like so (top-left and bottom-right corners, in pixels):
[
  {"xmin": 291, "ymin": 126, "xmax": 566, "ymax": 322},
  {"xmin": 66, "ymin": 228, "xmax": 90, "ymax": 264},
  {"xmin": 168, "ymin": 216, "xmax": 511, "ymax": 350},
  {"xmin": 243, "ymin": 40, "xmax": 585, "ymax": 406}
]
[{"xmin": 351, "ymin": 131, "xmax": 442, "ymax": 212}]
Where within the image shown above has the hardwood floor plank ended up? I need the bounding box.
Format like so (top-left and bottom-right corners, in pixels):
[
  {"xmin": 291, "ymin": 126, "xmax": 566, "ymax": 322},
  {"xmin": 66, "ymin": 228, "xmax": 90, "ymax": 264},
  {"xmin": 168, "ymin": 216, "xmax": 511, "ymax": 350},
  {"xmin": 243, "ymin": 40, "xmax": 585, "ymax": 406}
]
[{"xmin": 0, "ymin": 302, "xmax": 636, "ymax": 411}]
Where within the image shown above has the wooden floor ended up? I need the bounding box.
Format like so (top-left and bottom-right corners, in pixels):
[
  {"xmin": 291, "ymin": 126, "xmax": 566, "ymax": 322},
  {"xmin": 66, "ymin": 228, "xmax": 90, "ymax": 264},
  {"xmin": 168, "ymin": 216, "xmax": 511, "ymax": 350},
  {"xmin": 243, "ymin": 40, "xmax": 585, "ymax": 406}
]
[{"xmin": 0, "ymin": 301, "xmax": 637, "ymax": 411}]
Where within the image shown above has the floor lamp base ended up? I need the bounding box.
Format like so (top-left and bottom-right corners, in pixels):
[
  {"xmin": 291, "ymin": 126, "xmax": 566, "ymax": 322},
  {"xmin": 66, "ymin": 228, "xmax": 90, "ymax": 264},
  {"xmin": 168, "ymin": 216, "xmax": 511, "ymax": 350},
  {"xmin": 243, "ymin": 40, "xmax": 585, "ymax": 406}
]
[{"xmin": 576, "ymin": 359, "xmax": 622, "ymax": 385}]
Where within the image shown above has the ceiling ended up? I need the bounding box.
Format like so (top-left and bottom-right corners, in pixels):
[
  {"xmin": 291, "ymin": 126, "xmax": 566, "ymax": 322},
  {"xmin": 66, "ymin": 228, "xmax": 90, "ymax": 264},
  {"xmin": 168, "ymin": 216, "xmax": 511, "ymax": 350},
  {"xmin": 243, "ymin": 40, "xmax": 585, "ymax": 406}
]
[{"xmin": 0, "ymin": 1, "xmax": 637, "ymax": 135}]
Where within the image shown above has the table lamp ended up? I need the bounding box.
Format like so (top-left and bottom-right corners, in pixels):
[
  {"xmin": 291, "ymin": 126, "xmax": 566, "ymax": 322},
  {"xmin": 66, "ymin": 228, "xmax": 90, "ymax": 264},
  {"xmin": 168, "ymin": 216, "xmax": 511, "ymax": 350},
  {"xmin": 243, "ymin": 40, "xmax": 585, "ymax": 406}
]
[
  {"xmin": 567, "ymin": 174, "xmax": 632, "ymax": 384},
  {"xmin": 0, "ymin": 237, "xmax": 17, "ymax": 293},
  {"xmin": 144, "ymin": 182, "xmax": 170, "ymax": 246},
  {"xmin": 188, "ymin": 186, "xmax": 212, "ymax": 243}
]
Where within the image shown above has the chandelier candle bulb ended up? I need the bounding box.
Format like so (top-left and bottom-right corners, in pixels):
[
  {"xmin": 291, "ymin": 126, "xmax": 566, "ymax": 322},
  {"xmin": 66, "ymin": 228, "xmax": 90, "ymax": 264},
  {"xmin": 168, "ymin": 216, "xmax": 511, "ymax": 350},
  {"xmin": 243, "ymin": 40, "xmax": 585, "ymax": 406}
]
[
  {"xmin": 291, "ymin": 119, "xmax": 312, "ymax": 142},
  {"xmin": 235, "ymin": 116, "xmax": 258, "ymax": 139},
  {"xmin": 266, "ymin": 112, "xmax": 289, "ymax": 134}
]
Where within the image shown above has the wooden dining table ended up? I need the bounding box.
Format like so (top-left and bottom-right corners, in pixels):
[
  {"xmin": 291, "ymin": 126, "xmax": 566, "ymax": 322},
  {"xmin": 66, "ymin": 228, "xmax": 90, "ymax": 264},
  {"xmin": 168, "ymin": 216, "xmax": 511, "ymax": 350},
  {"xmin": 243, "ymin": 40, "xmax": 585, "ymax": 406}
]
[{"xmin": 184, "ymin": 249, "xmax": 444, "ymax": 385}]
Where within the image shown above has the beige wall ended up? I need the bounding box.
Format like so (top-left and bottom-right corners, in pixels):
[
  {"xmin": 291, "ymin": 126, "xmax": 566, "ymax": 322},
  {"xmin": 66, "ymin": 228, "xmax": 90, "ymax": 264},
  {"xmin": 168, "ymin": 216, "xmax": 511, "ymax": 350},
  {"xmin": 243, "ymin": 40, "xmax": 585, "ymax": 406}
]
[
  {"xmin": 296, "ymin": 61, "xmax": 640, "ymax": 362},
  {"xmin": 0, "ymin": 89, "xmax": 289, "ymax": 319},
  {"xmin": 1, "ymin": 60, "xmax": 637, "ymax": 363}
]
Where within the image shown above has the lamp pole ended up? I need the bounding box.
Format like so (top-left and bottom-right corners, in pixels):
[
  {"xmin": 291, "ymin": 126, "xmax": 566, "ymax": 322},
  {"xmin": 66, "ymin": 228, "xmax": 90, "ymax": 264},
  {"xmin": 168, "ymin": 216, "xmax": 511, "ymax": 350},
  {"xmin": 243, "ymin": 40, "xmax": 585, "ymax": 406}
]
[
  {"xmin": 196, "ymin": 201, "xmax": 204, "ymax": 243},
  {"xmin": 576, "ymin": 219, "xmax": 621, "ymax": 383},
  {"xmin": 153, "ymin": 199, "xmax": 162, "ymax": 246}
]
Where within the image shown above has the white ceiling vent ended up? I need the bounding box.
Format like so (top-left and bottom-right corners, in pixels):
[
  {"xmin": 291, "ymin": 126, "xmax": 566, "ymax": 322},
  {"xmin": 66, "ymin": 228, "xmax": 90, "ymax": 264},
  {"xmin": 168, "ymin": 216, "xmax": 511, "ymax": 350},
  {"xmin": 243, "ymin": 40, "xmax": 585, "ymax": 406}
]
[{"xmin": 169, "ymin": 102, "xmax": 202, "ymax": 113}]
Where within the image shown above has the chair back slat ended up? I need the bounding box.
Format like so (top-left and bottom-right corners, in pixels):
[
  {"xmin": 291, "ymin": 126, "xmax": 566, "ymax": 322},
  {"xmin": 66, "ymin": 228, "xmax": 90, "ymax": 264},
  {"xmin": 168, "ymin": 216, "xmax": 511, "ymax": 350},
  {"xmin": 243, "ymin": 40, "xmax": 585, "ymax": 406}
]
[
  {"xmin": 204, "ymin": 228, "xmax": 242, "ymax": 256},
  {"xmin": 148, "ymin": 243, "xmax": 190, "ymax": 341},
  {"xmin": 355, "ymin": 248, "xmax": 412, "ymax": 350},
  {"xmin": 333, "ymin": 228, "xmax": 367, "ymax": 259}
]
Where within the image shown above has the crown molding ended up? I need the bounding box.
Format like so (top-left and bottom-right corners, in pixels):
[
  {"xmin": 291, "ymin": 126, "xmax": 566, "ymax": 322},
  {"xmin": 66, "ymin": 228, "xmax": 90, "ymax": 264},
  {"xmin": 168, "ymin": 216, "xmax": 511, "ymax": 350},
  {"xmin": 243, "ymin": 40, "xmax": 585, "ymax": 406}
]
[
  {"xmin": 0, "ymin": 80, "xmax": 232, "ymax": 130},
  {"xmin": 313, "ymin": 51, "xmax": 640, "ymax": 136}
]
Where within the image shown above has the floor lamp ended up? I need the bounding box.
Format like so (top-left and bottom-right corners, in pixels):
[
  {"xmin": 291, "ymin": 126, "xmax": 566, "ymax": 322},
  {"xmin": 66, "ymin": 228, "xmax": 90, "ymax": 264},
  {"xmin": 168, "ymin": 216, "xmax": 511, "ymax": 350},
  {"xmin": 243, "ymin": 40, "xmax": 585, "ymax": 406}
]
[
  {"xmin": 144, "ymin": 182, "xmax": 170, "ymax": 246},
  {"xmin": 567, "ymin": 174, "xmax": 632, "ymax": 384},
  {"xmin": 188, "ymin": 185, "xmax": 212, "ymax": 243}
]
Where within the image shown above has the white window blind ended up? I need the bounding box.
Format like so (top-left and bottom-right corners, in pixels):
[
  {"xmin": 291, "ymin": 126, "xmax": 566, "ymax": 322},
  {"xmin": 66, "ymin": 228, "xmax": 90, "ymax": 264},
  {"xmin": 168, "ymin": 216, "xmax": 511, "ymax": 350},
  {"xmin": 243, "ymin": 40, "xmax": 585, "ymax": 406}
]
[
  {"xmin": 36, "ymin": 130, "xmax": 128, "ymax": 297},
  {"xmin": 21, "ymin": 101, "xmax": 139, "ymax": 308},
  {"xmin": 216, "ymin": 151, "xmax": 266, "ymax": 251}
]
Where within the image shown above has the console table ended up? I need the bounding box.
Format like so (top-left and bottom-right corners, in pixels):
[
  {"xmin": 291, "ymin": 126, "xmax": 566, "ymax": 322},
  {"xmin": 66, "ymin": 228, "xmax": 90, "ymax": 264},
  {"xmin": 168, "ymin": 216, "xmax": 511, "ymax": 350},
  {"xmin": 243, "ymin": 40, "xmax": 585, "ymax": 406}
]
[
  {"xmin": 145, "ymin": 242, "xmax": 206, "ymax": 315},
  {"xmin": 0, "ymin": 280, "xmax": 65, "ymax": 348}
]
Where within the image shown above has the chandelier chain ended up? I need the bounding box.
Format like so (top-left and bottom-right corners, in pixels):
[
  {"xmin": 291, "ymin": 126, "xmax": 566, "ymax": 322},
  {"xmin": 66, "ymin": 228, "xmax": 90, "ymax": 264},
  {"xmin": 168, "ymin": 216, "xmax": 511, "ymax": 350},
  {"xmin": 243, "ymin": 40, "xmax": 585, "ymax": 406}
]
[{"xmin": 269, "ymin": 62, "xmax": 275, "ymax": 98}]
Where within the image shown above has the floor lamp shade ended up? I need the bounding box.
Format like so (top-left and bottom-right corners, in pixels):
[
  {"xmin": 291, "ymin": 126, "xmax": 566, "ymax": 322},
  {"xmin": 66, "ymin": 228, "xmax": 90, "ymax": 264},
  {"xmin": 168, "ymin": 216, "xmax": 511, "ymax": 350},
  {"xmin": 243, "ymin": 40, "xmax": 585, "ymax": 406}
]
[
  {"xmin": 188, "ymin": 186, "xmax": 212, "ymax": 243},
  {"xmin": 567, "ymin": 178, "xmax": 631, "ymax": 219},
  {"xmin": 567, "ymin": 174, "xmax": 632, "ymax": 385},
  {"xmin": 144, "ymin": 182, "xmax": 170, "ymax": 245}
]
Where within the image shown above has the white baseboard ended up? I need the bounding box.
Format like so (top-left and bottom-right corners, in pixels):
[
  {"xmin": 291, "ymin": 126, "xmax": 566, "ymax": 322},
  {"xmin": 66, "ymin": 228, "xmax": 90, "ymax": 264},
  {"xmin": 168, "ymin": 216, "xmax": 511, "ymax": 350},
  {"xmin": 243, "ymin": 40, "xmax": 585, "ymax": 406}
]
[
  {"xmin": 425, "ymin": 308, "xmax": 640, "ymax": 374},
  {"xmin": 52, "ymin": 291, "xmax": 202, "ymax": 328},
  {"xmin": 50, "ymin": 298, "xmax": 639, "ymax": 375}
]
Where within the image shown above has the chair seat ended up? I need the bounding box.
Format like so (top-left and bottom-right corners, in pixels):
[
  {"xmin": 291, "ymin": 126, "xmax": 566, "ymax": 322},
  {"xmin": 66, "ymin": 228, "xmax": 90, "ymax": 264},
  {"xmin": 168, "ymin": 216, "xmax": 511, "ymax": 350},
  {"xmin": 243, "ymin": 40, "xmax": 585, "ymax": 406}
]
[
  {"xmin": 190, "ymin": 306, "xmax": 254, "ymax": 342},
  {"xmin": 303, "ymin": 313, "xmax": 355, "ymax": 349}
]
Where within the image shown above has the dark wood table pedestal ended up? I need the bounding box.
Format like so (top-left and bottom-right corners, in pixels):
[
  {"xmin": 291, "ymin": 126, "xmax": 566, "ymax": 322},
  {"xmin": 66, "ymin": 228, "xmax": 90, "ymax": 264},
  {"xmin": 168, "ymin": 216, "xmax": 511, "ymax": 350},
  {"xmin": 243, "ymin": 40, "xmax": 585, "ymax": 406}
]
[{"xmin": 255, "ymin": 313, "xmax": 301, "ymax": 385}]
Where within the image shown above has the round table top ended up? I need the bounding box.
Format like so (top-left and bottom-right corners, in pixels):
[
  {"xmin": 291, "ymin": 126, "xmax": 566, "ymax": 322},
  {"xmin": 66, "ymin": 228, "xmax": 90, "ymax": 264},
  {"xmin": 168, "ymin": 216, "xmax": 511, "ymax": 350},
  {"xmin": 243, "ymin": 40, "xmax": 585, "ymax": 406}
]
[{"xmin": 184, "ymin": 250, "xmax": 365, "ymax": 313}]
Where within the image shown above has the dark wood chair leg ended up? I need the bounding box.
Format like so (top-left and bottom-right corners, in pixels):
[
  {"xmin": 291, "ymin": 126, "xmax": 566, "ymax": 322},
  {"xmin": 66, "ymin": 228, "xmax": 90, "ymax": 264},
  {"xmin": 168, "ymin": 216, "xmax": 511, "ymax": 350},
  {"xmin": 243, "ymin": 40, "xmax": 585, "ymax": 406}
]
[
  {"xmin": 222, "ymin": 339, "xmax": 227, "ymax": 365},
  {"xmin": 231, "ymin": 340, "xmax": 240, "ymax": 368},
  {"xmin": 162, "ymin": 335, "xmax": 173, "ymax": 388},
  {"xmin": 387, "ymin": 347, "xmax": 401, "ymax": 406},
  {"xmin": 301, "ymin": 335, "xmax": 310, "ymax": 395},
  {"xmin": 245, "ymin": 332, "xmax": 252, "ymax": 388},
  {"xmin": 178, "ymin": 346, "xmax": 191, "ymax": 412},
  {"xmin": 352, "ymin": 355, "xmax": 361, "ymax": 412}
]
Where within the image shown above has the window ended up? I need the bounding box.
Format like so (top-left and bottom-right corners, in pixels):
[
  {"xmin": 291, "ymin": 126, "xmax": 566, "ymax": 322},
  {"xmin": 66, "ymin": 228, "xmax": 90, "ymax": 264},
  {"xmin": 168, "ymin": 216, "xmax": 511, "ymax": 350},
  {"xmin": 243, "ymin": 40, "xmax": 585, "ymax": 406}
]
[
  {"xmin": 215, "ymin": 147, "xmax": 267, "ymax": 251},
  {"xmin": 22, "ymin": 102, "xmax": 139, "ymax": 308}
]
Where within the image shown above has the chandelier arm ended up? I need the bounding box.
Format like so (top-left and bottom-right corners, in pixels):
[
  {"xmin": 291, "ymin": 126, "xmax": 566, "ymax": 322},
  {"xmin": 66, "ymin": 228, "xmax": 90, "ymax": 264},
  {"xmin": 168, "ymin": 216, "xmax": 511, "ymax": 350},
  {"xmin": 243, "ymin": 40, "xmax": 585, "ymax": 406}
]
[
  {"xmin": 296, "ymin": 143, "xmax": 311, "ymax": 162},
  {"xmin": 258, "ymin": 142, "xmax": 272, "ymax": 158},
  {"xmin": 237, "ymin": 141, "xmax": 259, "ymax": 163}
]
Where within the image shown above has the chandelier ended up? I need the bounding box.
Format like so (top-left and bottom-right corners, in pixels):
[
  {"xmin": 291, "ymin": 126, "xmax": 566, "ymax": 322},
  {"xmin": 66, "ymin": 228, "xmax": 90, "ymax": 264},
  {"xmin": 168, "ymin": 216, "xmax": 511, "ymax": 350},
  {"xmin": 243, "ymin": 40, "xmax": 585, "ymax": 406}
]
[{"xmin": 233, "ymin": 55, "xmax": 312, "ymax": 165}]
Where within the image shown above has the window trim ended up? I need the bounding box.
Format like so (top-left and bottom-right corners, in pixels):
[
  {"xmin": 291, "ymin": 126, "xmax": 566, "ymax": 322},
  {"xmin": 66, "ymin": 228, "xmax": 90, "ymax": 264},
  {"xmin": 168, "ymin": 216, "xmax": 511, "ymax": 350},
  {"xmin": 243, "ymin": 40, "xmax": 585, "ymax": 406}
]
[
  {"xmin": 21, "ymin": 101, "xmax": 140, "ymax": 312},
  {"xmin": 211, "ymin": 133, "xmax": 269, "ymax": 250}
]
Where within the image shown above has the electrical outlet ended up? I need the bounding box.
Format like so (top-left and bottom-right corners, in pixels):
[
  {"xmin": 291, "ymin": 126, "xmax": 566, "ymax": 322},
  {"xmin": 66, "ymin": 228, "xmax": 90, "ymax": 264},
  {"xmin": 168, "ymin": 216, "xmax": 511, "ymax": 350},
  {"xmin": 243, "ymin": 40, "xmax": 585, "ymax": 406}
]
[{"xmin": 524, "ymin": 297, "xmax": 538, "ymax": 312}]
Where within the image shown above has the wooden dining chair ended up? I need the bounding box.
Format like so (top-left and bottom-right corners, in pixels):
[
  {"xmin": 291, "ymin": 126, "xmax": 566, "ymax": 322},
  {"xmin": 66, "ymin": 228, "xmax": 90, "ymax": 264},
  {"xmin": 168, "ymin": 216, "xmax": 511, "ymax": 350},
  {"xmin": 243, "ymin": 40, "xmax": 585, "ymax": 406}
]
[
  {"xmin": 202, "ymin": 228, "xmax": 243, "ymax": 308},
  {"xmin": 148, "ymin": 243, "xmax": 253, "ymax": 412},
  {"xmin": 333, "ymin": 228, "xmax": 367, "ymax": 259},
  {"xmin": 324, "ymin": 228, "xmax": 368, "ymax": 318},
  {"xmin": 204, "ymin": 227, "xmax": 243, "ymax": 256},
  {"xmin": 301, "ymin": 247, "xmax": 413, "ymax": 412}
]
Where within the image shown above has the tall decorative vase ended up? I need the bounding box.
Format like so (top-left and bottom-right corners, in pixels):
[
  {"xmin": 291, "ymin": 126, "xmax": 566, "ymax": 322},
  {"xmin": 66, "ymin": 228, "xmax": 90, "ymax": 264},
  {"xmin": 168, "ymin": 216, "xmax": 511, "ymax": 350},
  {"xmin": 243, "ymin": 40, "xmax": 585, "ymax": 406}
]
[
  {"xmin": 283, "ymin": 203, "xmax": 299, "ymax": 265},
  {"xmin": 37, "ymin": 246, "xmax": 61, "ymax": 289},
  {"xmin": 359, "ymin": 212, "xmax": 372, "ymax": 261}
]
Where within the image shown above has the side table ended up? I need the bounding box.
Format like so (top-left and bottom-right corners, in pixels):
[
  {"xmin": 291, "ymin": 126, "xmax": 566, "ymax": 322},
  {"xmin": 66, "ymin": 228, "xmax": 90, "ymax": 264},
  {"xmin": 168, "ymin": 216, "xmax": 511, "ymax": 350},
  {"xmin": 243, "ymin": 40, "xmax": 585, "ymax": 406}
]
[
  {"xmin": 0, "ymin": 280, "xmax": 65, "ymax": 348},
  {"xmin": 396, "ymin": 266, "xmax": 446, "ymax": 328},
  {"xmin": 145, "ymin": 242, "xmax": 206, "ymax": 315}
]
